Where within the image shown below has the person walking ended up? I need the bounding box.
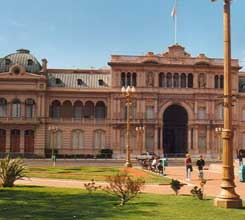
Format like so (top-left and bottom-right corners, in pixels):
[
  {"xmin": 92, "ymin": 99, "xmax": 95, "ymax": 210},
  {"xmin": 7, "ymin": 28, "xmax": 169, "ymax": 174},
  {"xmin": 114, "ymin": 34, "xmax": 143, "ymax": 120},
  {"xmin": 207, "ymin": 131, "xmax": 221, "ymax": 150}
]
[
  {"xmin": 196, "ymin": 155, "xmax": 205, "ymax": 179},
  {"xmin": 185, "ymin": 154, "xmax": 192, "ymax": 181}
]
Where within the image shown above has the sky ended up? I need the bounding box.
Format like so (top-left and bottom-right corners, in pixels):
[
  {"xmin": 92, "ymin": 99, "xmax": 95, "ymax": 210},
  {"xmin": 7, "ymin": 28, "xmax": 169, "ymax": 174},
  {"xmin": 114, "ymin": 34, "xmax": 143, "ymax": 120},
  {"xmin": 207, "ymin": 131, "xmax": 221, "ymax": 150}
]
[{"xmin": 0, "ymin": 0, "xmax": 244, "ymax": 69}]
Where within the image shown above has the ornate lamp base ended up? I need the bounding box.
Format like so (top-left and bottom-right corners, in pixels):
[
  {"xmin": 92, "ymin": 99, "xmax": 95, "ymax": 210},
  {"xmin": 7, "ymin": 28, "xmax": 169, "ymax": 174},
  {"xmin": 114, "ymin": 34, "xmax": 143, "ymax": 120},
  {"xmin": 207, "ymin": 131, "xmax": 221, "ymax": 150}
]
[
  {"xmin": 124, "ymin": 162, "xmax": 132, "ymax": 168},
  {"xmin": 214, "ymin": 198, "xmax": 242, "ymax": 209}
]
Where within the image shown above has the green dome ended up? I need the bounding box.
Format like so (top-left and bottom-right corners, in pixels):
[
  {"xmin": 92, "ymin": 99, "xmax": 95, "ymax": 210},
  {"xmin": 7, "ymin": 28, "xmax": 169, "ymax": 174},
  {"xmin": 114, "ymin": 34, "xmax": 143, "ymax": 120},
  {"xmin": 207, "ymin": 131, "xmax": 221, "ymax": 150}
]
[{"xmin": 0, "ymin": 49, "xmax": 42, "ymax": 73}]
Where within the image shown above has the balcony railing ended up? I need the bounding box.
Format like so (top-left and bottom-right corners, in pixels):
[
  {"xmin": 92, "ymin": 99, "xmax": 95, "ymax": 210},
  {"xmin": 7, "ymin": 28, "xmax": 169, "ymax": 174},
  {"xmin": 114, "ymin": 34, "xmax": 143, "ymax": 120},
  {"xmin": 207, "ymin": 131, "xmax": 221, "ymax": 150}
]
[{"xmin": 0, "ymin": 116, "xmax": 40, "ymax": 124}]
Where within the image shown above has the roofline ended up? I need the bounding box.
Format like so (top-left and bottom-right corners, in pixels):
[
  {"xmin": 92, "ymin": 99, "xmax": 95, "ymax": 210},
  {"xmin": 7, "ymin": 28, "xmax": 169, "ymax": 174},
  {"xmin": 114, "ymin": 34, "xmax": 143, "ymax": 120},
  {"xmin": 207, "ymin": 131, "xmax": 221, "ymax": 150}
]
[{"xmin": 47, "ymin": 68, "xmax": 111, "ymax": 74}]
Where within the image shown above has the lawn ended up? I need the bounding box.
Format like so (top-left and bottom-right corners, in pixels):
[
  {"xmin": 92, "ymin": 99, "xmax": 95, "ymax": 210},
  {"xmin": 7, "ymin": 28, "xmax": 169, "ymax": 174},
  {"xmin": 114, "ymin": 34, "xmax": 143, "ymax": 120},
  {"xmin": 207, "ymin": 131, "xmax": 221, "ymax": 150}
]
[
  {"xmin": 25, "ymin": 166, "xmax": 171, "ymax": 184},
  {"xmin": 0, "ymin": 186, "xmax": 244, "ymax": 220}
]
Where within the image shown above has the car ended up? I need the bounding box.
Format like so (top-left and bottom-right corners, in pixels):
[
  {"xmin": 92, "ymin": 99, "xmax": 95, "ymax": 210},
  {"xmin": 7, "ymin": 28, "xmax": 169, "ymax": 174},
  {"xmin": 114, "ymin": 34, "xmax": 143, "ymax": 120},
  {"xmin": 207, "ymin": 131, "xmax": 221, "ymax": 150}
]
[{"xmin": 136, "ymin": 152, "xmax": 157, "ymax": 160}]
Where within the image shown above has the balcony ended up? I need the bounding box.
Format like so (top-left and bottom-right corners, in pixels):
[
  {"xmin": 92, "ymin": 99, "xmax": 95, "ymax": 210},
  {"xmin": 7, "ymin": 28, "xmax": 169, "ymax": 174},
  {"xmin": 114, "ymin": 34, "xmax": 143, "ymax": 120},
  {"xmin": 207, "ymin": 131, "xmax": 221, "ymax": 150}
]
[
  {"xmin": 0, "ymin": 117, "xmax": 40, "ymax": 125},
  {"xmin": 47, "ymin": 117, "xmax": 108, "ymax": 125}
]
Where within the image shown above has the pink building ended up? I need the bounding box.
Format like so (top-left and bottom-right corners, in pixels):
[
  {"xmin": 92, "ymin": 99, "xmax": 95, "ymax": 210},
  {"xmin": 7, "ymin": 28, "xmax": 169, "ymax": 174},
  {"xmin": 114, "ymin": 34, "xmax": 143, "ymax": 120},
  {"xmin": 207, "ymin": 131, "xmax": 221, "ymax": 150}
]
[{"xmin": 0, "ymin": 45, "xmax": 244, "ymax": 158}]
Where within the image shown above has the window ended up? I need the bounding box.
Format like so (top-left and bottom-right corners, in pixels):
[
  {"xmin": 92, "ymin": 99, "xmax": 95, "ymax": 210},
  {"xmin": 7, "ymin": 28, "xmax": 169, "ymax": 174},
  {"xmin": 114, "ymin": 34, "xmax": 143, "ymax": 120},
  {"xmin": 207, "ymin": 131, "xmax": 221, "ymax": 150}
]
[
  {"xmin": 50, "ymin": 100, "xmax": 61, "ymax": 118},
  {"xmin": 0, "ymin": 98, "xmax": 7, "ymax": 117},
  {"xmin": 121, "ymin": 72, "xmax": 126, "ymax": 87},
  {"xmin": 94, "ymin": 130, "xmax": 105, "ymax": 149},
  {"xmin": 27, "ymin": 59, "xmax": 33, "ymax": 66},
  {"xmin": 84, "ymin": 101, "xmax": 94, "ymax": 118},
  {"xmin": 25, "ymin": 99, "xmax": 35, "ymax": 118},
  {"xmin": 220, "ymin": 76, "xmax": 224, "ymax": 89},
  {"xmin": 77, "ymin": 79, "xmax": 83, "ymax": 86},
  {"xmin": 56, "ymin": 78, "xmax": 62, "ymax": 85},
  {"xmin": 215, "ymin": 75, "xmax": 219, "ymax": 88},
  {"xmin": 181, "ymin": 73, "xmax": 186, "ymax": 88},
  {"xmin": 146, "ymin": 106, "xmax": 154, "ymax": 119},
  {"xmin": 98, "ymin": 79, "xmax": 104, "ymax": 86},
  {"xmin": 12, "ymin": 99, "xmax": 21, "ymax": 118},
  {"xmin": 132, "ymin": 72, "xmax": 137, "ymax": 87},
  {"xmin": 145, "ymin": 127, "xmax": 154, "ymax": 152},
  {"xmin": 73, "ymin": 101, "xmax": 83, "ymax": 119},
  {"xmin": 197, "ymin": 107, "xmax": 206, "ymax": 120},
  {"xmin": 216, "ymin": 104, "xmax": 224, "ymax": 120},
  {"xmin": 173, "ymin": 73, "xmax": 179, "ymax": 88},
  {"xmin": 159, "ymin": 73, "xmax": 165, "ymax": 87},
  {"xmin": 72, "ymin": 130, "xmax": 84, "ymax": 149},
  {"xmin": 126, "ymin": 72, "xmax": 131, "ymax": 86},
  {"xmin": 5, "ymin": 59, "xmax": 11, "ymax": 65},
  {"xmin": 166, "ymin": 73, "xmax": 172, "ymax": 88},
  {"xmin": 187, "ymin": 74, "xmax": 193, "ymax": 88},
  {"xmin": 95, "ymin": 101, "xmax": 106, "ymax": 119},
  {"xmin": 55, "ymin": 130, "xmax": 62, "ymax": 149}
]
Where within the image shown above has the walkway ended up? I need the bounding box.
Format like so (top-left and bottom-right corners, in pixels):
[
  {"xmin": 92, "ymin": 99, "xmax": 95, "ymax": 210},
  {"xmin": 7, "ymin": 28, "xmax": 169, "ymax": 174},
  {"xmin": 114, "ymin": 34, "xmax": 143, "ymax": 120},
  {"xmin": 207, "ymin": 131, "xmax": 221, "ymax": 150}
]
[{"xmin": 16, "ymin": 166, "xmax": 245, "ymax": 199}]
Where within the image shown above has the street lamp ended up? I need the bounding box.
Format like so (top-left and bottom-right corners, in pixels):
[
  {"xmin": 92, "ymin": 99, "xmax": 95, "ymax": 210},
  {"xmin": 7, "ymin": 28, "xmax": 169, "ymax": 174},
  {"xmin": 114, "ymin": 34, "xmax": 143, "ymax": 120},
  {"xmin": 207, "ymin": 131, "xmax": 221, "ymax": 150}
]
[
  {"xmin": 211, "ymin": 0, "xmax": 242, "ymax": 208},
  {"xmin": 121, "ymin": 85, "xmax": 136, "ymax": 167},
  {"xmin": 136, "ymin": 122, "xmax": 144, "ymax": 154},
  {"xmin": 215, "ymin": 127, "xmax": 223, "ymax": 160},
  {"xmin": 48, "ymin": 126, "xmax": 58, "ymax": 166}
]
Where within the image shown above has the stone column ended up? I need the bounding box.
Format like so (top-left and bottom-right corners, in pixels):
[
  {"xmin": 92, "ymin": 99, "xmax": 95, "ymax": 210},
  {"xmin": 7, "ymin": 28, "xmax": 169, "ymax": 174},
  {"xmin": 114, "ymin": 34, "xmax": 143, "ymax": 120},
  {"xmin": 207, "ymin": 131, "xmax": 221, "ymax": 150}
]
[
  {"xmin": 206, "ymin": 125, "xmax": 211, "ymax": 155},
  {"xmin": 188, "ymin": 127, "xmax": 192, "ymax": 153},
  {"xmin": 154, "ymin": 126, "xmax": 158, "ymax": 153},
  {"xmin": 193, "ymin": 126, "xmax": 199, "ymax": 155}
]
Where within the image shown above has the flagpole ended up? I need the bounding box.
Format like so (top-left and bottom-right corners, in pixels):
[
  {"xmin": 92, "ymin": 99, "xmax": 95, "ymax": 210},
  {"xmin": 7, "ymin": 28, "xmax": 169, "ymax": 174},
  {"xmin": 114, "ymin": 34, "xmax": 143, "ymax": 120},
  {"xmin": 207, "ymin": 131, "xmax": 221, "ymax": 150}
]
[{"xmin": 174, "ymin": 0, "xmax": 177, "ymax": 44}]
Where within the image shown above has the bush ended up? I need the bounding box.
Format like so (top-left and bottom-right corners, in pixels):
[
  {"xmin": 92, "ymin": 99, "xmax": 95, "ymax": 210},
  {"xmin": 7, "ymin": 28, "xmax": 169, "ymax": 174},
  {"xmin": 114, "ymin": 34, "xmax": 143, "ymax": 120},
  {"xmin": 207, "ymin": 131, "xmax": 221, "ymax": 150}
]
[
  {"xmin": 84, "ymin": 179, "xmax": 102, "ymax": 194},
  {"xmin": 96, "ymin": 149, "xmax": 113, "ymax": 159},
  {"xmin": 170, "ymin": 179, "xmax": 184, "ymax": 195},
  {"xmin": 0, "ymin": 156, "xmax": 25, "ymax": 187},
  {"xmin": 104, "ymin": 171, "xmax": 145, "ymax": 206},
  {"xmin": 190, "ymin": 186, "xmax": 203, "ymax": 200}
]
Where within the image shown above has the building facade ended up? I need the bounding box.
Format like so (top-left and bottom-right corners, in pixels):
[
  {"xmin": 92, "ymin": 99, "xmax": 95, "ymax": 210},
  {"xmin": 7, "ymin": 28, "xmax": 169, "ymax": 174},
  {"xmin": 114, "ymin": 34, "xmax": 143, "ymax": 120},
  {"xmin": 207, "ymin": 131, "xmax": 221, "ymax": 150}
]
[{"xmin": 0, "ymin": 45, "xmax": 245, "ymax": 158}]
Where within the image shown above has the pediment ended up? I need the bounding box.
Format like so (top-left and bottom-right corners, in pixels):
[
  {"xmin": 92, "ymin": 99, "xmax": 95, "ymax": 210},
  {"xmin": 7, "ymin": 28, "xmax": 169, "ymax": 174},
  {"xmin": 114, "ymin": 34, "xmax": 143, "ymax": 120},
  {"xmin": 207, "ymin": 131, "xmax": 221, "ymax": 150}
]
[{"xmin": 0, "ymin": 70, "xmax": 45, "ymax": 80}]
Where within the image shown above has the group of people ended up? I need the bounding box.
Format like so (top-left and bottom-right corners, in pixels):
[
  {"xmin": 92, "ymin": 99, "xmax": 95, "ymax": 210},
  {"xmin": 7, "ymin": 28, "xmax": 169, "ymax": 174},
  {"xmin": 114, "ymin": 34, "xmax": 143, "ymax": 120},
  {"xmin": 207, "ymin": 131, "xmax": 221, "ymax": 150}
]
[
  {"xmin": 140, "ymin": 157, "xmax": 166, "ymax": 176},
  {"xmin": 185, "ymin": 154, "xmax": 205, "ymax": 181}
]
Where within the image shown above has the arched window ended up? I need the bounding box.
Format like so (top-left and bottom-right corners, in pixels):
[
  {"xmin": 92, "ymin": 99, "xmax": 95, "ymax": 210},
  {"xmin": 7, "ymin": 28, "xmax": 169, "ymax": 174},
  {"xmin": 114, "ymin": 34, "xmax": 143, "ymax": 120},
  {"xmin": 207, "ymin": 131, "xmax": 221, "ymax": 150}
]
[
  {"xmin": 62, "ymin": 100, "xmax": 73, "ymax": 118},
  {"xmin": 72, "ymin": 130, "xmax": 84, "ymax": 149},
  {"xmin": 12, "ymin": 99, "xmax": 21, "ymax": 118},
  {"xmin": 187, "ymin": 73, "xmax": 193, "ymax": 88},
  {"xmin": 0, "ymin": 98, "xmax": 7, "ymax": 117},
  {"xmin": 73, "ymin": 101, "xmax": 83, "ymax": 119},
  {"xmin": 180, "ymin": 73, "xmax": 186, "ymax": 88},
  {"xmin": 216, "ymin": 104, "xmax": 224, "ymax": 120},
  {"xmin": 84, "ymin": 101, "xmax": 94, "ymax": 118},
  {"xmin": 220, "ymin": 75, "xmax": 224, "ymax": 89},
  {"xmin": 132, "ymin": 72, "xmax": 137, "ymax": 87},
  {"xmin": 145, "ymin": 127, "xmax": 154, "ymax": 152},
  {"xmin": 0, "ymin": 129, "xmax": 6, "ymax": 153},
  {"xmin": 215, "ymin": 75, "xmax": 219, "ymax": 88},
  {"xmin": 126, "ymin": 72, "xmax": 131, "ymax": 87},
  {"xmin": 95, "ymin": 101, "xmax": 106, "ymax": 119},
  {"xmin": 54, "ymin": 130, "xmax": 62, "ymax": 149},
  {"xmin": 121, "ymin": 72, "xmax": 126, "ymax": 87},
  {"xmin": 25, "ymin": 99, "xmax": 35, "ymax": 118},
  {"xmin": 166, "ymin": 73, "xmax": 172, "ymax": 88},
  {"xmin": 159, "ymin": 73, "xmax": 164, "ymax": 87},
  {"xmin": 50, "ymin": 100, "xmax": 61, "ymax": 118},
  {"xmin": 173, "ymin": 73, "xmax": 179, "ymax": 88},
  {"xmin": 94, "ymin": 130, "xmax": 106, "ymax": 149}
]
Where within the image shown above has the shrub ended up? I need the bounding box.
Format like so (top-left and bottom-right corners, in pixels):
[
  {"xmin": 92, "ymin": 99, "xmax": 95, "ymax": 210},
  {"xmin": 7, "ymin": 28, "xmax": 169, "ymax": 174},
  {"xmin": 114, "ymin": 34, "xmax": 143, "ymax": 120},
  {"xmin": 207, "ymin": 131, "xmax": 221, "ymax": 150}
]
[
  {"xmin": 84, "ymin": 179, "xmax": 101, "ymax": 194},
  {"xmin": 104, "ymin": 171, "xmax": 145, "ymax": 206},
  {"xmin": 0, "ymin": 156, "xmax": 25, "ymax": 187},
  {"xmin": 190, "ymin": 186, "xmax": 203, "ymax": 200},
  {"xmin": 170, "ymin": 179, "xmax": 183, "ymax": 195}
]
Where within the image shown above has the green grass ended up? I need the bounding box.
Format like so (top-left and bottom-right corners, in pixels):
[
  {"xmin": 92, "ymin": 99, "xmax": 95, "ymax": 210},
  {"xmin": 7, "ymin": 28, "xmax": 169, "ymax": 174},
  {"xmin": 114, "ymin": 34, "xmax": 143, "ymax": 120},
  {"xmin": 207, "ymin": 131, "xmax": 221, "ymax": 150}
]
[
  {"xmin": 0, "ymin": 186, "xmax": 244, "ymax": 220},
  {"xmin": 25, "ymin": 166, "xmax": 171, "ymax": 184}
]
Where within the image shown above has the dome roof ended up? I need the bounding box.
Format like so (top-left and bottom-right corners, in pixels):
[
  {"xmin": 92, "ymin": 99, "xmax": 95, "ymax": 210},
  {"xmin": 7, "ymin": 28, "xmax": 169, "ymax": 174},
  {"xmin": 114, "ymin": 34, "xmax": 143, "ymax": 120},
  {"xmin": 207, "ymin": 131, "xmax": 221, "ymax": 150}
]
[{"xmin": 0, "ymin": 49, "xmax": 42, "ymax": 73}]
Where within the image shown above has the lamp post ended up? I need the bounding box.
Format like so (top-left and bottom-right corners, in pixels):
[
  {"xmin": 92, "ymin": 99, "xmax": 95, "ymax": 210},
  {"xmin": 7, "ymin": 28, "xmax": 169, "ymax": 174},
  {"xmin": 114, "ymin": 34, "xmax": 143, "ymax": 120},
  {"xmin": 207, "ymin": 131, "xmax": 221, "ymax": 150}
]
[
  {"xmin": 136, "ymin": 122, "xmax": 144, "ymax": 154},
  {"xmin": 48, "ymin": 126, "xmax": 58, "ymax": 167},
  {"xmin": 121, "ymin": 85, "xmax": 136, "ymax": 167},
  {"xmin": 215, "ymin": 127, "xmax": 223, "ymax": 160},
  {"xmin": 211, "ymin": 0, "xmax": 242, "ymax": 208}
]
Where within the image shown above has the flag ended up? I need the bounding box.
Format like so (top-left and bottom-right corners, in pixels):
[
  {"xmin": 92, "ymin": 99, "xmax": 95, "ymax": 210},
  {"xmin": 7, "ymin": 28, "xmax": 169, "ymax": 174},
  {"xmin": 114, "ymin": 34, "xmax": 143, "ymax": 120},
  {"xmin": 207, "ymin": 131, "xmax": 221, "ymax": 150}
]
[{"xmin": 171, "ymin": 4, "xmax": 176, "ymax": 17}]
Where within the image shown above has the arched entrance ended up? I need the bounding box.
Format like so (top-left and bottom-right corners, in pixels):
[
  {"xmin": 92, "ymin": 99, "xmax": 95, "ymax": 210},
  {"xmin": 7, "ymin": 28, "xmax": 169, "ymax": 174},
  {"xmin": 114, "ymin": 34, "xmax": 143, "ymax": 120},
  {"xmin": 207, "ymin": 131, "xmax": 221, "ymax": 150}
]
[
  {"xmin": 163, "ymin": 105, "xmax": 188, "ymax": 156},
  {"xmin": 24, "ymin": 130, "xmax": 35, "ymax": 154}
]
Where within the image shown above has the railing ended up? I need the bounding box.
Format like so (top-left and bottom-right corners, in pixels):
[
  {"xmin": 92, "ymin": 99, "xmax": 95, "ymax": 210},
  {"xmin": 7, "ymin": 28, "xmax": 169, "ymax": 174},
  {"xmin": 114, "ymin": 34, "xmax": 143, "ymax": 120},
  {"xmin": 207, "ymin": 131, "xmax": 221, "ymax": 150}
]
[
  {"xmin": 0, "ymin": 117, "xmax": 40, "ymax": 124},
  {"xmin": 47, "ymin": 117, "xmax": 108, "ymax": 125}
]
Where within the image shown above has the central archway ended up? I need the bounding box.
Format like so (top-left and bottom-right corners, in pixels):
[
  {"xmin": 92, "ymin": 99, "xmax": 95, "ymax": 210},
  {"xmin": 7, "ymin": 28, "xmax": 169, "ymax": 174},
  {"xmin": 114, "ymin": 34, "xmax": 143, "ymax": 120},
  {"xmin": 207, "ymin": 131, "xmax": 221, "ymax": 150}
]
[{"xmin": 163, "ymin": 104, "xmax": 188, "ymax": 156}]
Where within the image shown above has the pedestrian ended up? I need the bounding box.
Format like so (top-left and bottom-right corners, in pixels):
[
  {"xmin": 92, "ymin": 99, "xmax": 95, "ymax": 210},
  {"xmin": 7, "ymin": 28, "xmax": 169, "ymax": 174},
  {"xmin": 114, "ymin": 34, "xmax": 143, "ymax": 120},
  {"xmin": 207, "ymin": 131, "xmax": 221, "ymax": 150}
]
[
  {"xmin": 151, "ymin": 157, "xmax": 158, "ymax": 171},
  {"xmin": 196, "ymin": 155, "xmax": 205, "ymax": 179},
  {"xmin": 237, "ymin": 151, "xmax": 243, "ymax": 167},
  {"xmin": 185, "ymin": 154, "xmax": 192, "ymax": 181}
]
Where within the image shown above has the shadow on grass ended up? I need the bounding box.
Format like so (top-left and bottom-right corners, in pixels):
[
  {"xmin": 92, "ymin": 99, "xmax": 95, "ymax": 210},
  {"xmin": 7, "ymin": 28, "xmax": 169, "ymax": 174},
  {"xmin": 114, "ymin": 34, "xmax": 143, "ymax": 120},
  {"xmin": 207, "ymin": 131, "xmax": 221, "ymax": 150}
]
[{"xmin": 0, "ymin": 186, "xmax": 160, "ymax": 220}]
